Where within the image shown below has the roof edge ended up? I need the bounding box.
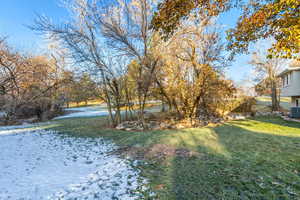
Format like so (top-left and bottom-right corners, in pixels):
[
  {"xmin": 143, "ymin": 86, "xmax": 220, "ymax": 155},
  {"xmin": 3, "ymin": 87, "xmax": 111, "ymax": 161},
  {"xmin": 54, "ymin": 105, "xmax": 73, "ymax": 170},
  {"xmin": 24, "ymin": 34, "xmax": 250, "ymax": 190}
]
[{"xmin": 278, "ymin": 67, "xmax": 300, "ymax": 77}]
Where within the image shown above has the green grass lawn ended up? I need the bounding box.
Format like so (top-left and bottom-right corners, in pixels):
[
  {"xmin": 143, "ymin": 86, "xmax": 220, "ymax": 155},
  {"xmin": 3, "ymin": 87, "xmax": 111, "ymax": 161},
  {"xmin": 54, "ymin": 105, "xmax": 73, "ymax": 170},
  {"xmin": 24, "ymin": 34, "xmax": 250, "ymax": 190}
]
[{"xmin": 50, "ymin": 116, "xmax": 300, "ymax": 200}]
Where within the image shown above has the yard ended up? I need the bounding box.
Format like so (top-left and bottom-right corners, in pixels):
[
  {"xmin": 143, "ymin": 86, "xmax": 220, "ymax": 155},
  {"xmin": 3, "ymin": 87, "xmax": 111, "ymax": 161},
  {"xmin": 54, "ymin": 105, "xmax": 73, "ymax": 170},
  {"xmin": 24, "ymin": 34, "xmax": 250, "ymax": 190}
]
[
  {"xmin": 51, "ymin": 115, "xmax": 300, "ymax": 200},
  {"xmin": 1, "ymin": 0, "xmax": 299, "ymax": 199}
]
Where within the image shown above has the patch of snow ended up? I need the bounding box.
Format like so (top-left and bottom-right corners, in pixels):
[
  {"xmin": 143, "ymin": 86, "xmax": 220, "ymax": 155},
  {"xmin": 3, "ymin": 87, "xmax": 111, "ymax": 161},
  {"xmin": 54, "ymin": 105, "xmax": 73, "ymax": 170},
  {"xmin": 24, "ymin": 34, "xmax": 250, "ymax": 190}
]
[
  {"xmin": 56, "ymin": 101, "xmax": 162, "ymax": 120},
  {"xmin": 0, "ymin": 111, "xmax": 5, "ymax": 117},
  {"xmin": 0, "ymin": 125, "xmax": 148, "ymax": 199},
  {"xmin": 54, "ymin": 105, "xmax": 110, "ymax": 119}
]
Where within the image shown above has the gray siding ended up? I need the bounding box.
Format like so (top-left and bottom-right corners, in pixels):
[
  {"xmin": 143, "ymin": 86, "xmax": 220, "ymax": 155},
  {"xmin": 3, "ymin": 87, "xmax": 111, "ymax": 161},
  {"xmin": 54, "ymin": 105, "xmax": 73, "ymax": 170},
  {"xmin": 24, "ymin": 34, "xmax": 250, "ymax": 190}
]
[{"xmin": 281, "ymin": 71, "xmax": 300, "ymax": 97}]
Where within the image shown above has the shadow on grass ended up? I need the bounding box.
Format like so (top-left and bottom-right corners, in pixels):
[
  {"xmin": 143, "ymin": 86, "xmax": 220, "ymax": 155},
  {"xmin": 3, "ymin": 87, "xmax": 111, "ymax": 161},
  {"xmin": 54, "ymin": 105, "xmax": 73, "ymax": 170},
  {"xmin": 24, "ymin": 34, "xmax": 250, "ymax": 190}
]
[{"xmin": 168, "ymin": 122, "xmax": 300, "ymax": 200}]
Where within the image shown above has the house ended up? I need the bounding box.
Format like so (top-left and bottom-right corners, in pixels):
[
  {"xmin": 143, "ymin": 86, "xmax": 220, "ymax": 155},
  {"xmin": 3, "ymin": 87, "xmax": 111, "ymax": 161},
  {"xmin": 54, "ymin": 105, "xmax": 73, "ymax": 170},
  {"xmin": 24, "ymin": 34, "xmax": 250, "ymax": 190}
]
[{"xmin": 278, "ymin": 62, "xmax": 300, "ymax": 117}]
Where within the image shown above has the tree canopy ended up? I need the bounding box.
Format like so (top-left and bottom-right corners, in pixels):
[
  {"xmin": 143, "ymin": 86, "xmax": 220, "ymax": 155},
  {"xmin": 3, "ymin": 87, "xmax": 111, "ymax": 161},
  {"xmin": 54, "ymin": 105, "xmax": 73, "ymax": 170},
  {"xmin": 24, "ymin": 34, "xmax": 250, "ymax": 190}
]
[
  {"xmin": 227, "ymin": 0, "xmax": 300, "ymax": 60},
  {"xmin": 151, "ymin": 0, "xmax": 232, "ymax": 38},
  {"xmin": 151, "ymin": 0, "xmax": 300, "ymax": 60}
]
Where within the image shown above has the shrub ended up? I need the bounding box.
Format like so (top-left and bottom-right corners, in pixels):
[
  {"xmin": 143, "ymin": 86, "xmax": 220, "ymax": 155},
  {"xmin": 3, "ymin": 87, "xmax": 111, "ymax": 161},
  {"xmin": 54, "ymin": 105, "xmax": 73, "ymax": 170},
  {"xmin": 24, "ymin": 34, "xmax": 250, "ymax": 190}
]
[{"xmin": 232, "ymin": 97, "xmax": 256, "ymax": 113}]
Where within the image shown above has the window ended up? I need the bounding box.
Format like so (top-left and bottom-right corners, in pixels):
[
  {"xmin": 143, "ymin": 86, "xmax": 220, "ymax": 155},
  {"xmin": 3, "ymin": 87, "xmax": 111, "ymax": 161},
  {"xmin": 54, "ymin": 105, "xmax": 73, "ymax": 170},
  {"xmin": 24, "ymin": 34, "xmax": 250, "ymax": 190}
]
[
  {"xmin": 297, "ymin": 99, "xmax": 299, "ymax": 107},
  {"xmin": 282, "ymin": 72, "xmax": 293, "ymax": 87}
]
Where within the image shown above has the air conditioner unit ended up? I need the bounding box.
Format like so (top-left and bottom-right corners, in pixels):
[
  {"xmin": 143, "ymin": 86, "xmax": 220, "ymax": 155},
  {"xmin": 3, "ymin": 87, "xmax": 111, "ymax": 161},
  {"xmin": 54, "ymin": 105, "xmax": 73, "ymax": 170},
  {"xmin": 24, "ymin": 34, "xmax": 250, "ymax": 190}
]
[{"xmin": 290, "ymin": 107, "xmax": 300, "ymax": 118}]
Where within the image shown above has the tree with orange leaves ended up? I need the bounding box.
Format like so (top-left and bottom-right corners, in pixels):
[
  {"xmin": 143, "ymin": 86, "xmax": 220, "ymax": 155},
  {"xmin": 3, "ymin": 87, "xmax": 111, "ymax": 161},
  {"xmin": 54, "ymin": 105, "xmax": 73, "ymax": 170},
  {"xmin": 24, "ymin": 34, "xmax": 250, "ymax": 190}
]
[
  {"xmin": 227, "ymin": 0, "xmax": 300, "ymax": 60},
  {"xmin": 152, "ymin": 0, "xmax": 299, "ymax": 60}
]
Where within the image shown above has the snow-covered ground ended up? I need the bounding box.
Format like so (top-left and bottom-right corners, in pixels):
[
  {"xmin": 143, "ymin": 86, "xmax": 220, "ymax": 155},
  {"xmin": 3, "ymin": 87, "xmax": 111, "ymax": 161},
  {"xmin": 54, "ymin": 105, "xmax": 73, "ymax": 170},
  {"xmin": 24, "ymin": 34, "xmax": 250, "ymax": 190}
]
[
  {"xmin": 0, "ymin": 109, "xmax": 148, "ymax": 199},
  {"xmin": 54, "ymin": 101, "xmax": 162, "ymax": 120},
  {"xmin": 54, "ymin": 105, "xmax": 110, "ymax": 119}
]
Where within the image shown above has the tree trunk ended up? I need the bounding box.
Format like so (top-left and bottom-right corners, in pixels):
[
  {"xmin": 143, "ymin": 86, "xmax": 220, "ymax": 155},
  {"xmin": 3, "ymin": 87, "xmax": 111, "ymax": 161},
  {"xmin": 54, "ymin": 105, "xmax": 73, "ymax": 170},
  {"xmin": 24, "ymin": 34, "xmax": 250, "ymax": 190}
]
[
  {"xmin": 271, "ymin": 81, "xmax": 279, "ymax": 111},
  {"xmin": 100, "ymin": 71, "xmax": 115, "ymax": 127}
]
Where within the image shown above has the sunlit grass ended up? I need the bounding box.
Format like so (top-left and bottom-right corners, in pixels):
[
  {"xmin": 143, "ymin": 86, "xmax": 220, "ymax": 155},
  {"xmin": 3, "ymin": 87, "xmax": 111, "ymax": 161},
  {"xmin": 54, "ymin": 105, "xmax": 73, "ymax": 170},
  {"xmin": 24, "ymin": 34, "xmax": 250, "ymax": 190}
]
[
  {"xmin": 158, "ymin": 128, "xmax": 231, "ymax": 158},
  {"xmin": 229, "ymin": 118, "xmax": 300, "ymax": 137},
  {"xmin": 256, "ymin": 97, "xmax": 291, "ymax": 103},
  {"xmin": 68, "ymin": 99, "xmax": 104, "ymax": 108}
]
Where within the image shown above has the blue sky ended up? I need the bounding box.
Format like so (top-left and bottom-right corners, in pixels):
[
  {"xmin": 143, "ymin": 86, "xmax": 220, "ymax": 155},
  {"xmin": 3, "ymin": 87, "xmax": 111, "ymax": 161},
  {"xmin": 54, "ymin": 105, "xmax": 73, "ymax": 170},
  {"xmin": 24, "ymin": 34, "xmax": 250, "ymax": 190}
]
[
  {"xmin": 0, "ymin": 0, "xmax": 253, "ymax": 83},
  {"xmin": 0, "ymin": 0, "xmax": 67, "ymax": 52}
]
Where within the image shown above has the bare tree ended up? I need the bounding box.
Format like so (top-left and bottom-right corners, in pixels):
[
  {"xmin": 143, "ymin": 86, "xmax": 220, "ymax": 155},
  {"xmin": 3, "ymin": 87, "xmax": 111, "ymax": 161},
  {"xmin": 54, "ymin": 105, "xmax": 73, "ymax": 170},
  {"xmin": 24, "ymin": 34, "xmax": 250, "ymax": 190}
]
[
  {"xmin": 0, "ymin": 37, "xmax": 68, "ymax": 121},
  {"xmin": 31, "ymin": 0, "xmax": 160, "ymax": 127},
  {"xmin": 0, "ymin": 39, "xmax": 28, "ymax": 116},
  {"xmin": 96, "ymin": 0, "xmax": 160, "ymax": 126},
  {"xmin": 31, "ymin": 0, "xmax": 122, "ymax": 125},
  {"xmin": 250, "ymin": 50, "xmax": 285, "ymax": 111}
]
